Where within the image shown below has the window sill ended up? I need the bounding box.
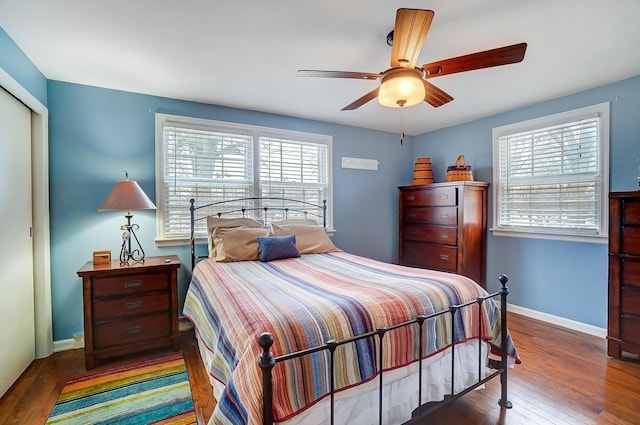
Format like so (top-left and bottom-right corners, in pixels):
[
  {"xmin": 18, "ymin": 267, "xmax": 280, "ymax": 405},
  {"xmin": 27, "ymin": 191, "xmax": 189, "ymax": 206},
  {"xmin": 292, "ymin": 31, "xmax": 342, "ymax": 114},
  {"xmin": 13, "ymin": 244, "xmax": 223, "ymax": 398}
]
[{"xmin": 490, "ymin": 228, "xmax": 608, "ymax": 244}]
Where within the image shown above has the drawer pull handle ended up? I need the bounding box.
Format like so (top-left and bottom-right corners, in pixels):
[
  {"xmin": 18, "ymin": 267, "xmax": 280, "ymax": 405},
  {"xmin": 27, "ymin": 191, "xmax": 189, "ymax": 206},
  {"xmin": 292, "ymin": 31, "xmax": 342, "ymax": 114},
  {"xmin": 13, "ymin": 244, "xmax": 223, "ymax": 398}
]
[
  {"xmin": 124, "ymin": 280, "xmax": 142, "ymax": 289},
  {"xmin": 440, "ymin": 233, "xmax": 448, "ymax": 239},
  {"xmin": 407, "ymin": 195, "xmax": 415, "ymax": 201},
  {"xmin": 126, "ymin": 326, "xmax": 143, "ymax": 335},
  {"xmin": 440, "ymin": 254, "xmax": 449, "ymax": 261},
  {"xmin": 125, "ymin": 301, "xmax": 143, "ymax": 310},
  {"xmin": 441, "ymin": 214, "xmax": 450, "ymax": 219},
  {"xmin": 439, "ymin": 194, "xmax": 448, "ymax": 199},
  {"xmin": 408, "ymin": 213, "xmax": 416, "ymax": 218}
]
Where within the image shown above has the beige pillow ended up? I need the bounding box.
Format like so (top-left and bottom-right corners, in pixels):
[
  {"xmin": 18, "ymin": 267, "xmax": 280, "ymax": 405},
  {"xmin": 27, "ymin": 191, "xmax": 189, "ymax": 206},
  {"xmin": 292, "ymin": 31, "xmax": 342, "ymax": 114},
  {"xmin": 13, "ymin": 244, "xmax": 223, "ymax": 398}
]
[
  {"xmin": 212, "ymin": 226, "xmax": 271, "ymax": 262},
  {"xmin": 271, "ymin": 224, "xmax": 340, "ymax": 254},
  {"xmin": 207, "ymin": 216, "xmax": 264, "ymax": 258},
  {"xmin": 270, "ymin": 218, "xmax": 319, "ymax": 226}
]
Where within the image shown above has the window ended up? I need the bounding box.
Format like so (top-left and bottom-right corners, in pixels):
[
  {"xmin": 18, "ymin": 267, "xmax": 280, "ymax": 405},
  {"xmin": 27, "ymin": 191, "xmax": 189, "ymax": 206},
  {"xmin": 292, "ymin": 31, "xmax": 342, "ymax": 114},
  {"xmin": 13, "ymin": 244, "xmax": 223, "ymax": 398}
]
[
  {"xmin": 155, "ymin": 114, "xmax": 332, "ymax": 244},
  {"xmin": 492, "ymin": 103, "xmax": 609, "ymax": 243}
]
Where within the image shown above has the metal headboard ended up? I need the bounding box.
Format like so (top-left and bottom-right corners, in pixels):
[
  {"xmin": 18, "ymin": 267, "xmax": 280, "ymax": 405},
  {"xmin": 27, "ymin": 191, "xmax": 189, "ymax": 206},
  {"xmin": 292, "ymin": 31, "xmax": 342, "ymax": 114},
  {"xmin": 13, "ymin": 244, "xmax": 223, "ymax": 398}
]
[{"xmin": 189, "ymin": 197, "xmax": 327, "ymax": 269}]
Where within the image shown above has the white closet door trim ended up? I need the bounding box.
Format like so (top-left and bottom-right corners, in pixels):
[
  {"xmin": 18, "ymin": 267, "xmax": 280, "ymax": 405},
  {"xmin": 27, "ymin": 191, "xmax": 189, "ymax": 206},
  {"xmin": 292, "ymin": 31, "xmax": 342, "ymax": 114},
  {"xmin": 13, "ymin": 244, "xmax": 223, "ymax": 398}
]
[{"xmin": 0, "ymin": 68, "xmax": 52, "ymax": 358}]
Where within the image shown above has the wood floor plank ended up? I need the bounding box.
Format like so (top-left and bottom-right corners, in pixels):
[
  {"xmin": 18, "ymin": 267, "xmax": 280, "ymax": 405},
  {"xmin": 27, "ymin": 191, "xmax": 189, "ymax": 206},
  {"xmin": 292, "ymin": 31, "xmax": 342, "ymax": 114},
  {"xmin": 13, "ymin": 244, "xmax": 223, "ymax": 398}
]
[{"xmin": 1, "ymin": 312, "xmax": 639, "ymax": 424}]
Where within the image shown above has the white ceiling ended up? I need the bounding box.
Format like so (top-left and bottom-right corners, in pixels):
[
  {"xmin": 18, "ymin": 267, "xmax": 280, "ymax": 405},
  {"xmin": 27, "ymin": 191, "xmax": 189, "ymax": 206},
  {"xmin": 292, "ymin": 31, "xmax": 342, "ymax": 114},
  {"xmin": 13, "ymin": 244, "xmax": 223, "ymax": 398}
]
[{"xmin": 1, "ymin": 0, "xmax": 639, "ymax": 136}]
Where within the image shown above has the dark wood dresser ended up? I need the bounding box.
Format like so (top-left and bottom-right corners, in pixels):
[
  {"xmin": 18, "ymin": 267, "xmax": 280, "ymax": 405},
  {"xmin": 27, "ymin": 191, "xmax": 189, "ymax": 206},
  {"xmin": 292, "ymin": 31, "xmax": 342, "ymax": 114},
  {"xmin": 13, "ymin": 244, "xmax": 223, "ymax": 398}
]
[
  {"xmin": 399, "ymin": 181, "xmax": 489, "ymax": 287},
  {"xmin": 608, "ymin": 191, "xmax": 640, "ymax": 358},
  {"xmin": 77, "ymin": 255, "xmax": 181, "ymax": 368}
]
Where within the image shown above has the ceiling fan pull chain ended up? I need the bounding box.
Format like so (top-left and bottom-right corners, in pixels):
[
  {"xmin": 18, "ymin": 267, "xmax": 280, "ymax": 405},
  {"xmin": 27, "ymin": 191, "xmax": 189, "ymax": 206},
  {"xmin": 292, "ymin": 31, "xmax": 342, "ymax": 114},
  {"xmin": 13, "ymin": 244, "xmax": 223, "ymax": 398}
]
[{"xmin": 399, "ymin": 109, "xmax": 405, "ymax": 146}]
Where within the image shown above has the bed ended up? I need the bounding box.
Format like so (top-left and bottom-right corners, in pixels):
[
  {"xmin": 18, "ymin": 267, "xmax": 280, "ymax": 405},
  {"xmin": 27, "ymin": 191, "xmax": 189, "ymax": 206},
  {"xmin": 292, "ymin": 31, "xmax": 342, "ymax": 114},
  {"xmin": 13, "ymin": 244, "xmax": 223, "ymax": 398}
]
[{"xmin": 183, "ymin": 198, "xmax": 518, "ymax": 425}]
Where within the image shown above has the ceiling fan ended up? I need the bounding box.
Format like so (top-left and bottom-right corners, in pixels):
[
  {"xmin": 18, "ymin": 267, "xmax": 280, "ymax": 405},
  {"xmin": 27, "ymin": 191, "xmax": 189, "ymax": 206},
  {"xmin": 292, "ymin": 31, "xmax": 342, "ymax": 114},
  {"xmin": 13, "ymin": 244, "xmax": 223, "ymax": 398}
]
[{"xmin": 297, "ymin": 8, "xmax": 527, "ymax": 111}]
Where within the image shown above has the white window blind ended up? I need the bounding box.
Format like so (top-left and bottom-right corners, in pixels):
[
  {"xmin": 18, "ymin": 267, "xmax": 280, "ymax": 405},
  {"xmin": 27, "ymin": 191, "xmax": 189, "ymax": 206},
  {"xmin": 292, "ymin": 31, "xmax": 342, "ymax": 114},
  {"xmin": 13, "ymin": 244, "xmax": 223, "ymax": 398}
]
[
  {"xmin": 156, "ymin": 114, "xmax": 332, "ymax": 242},
  {"xmin": 492, "ymin": 103, "xmax": 609, "ymax": 242}
]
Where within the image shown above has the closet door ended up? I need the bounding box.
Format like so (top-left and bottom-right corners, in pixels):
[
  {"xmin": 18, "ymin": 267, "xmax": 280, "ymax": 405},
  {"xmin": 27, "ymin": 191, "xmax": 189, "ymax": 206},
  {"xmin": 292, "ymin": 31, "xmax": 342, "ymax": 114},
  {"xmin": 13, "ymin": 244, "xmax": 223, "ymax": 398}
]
[{"xmin": 0, "ymin": 87, "xmax": 35, "ymax": 397}]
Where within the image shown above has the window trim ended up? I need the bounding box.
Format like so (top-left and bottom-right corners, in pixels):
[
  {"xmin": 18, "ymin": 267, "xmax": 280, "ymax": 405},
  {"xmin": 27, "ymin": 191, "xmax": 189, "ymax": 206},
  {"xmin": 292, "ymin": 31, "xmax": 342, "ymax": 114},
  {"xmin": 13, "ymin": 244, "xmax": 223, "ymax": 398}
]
[
  {"xmin": 155, "ymin": 113, "xmax": 333, "ymax": 247},
  {"xmin": 491, "ymin": 102, "xmax": 610, "ymax": 244}
]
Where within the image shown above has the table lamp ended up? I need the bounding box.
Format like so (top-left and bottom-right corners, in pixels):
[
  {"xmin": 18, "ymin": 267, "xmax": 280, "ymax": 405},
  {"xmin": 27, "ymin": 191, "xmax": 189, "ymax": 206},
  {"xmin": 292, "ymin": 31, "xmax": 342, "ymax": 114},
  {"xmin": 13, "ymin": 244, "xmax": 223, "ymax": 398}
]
[{"xmin": 98, "ymin": 172, "xmax": 156, "ymax": 264}]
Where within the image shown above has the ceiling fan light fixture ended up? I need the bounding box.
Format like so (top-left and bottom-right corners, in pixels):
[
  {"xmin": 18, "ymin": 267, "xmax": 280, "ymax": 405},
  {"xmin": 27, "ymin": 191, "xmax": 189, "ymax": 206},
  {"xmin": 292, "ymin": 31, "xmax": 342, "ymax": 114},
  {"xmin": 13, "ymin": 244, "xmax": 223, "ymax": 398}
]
[{"xmin": 378, "ymin": 68, "xmax": 425, "ymax": 108}]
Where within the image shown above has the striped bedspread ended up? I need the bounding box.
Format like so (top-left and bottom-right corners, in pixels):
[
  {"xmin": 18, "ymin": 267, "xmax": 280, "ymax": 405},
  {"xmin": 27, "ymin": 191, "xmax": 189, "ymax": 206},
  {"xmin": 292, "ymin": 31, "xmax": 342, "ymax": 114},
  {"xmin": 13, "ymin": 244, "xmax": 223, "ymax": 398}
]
[{"xmin": 183, "ymin": 252, "xmax": 517, "ymax": 425}]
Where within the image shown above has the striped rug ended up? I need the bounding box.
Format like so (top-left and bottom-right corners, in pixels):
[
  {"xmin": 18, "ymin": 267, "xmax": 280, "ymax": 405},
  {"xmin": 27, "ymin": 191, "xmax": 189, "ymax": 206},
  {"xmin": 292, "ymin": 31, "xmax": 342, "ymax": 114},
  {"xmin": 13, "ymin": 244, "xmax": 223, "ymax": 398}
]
[{"xmin": 46, "ymin": 353, "xmax": 197, "ymax": 424}]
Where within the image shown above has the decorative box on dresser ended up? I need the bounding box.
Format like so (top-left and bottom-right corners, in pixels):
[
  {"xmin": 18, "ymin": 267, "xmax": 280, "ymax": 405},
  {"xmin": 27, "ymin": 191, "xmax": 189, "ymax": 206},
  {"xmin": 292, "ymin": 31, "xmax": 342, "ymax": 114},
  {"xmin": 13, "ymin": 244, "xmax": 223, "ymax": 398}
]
[
  {"xmin": 399, "ymin": 181, "xmax": 489, "ymax": 288},
  {"xmin": 77, "ymin": 255, "xmax": 181, "ymax": 369},
  {"xmin": 608, "ymin": 191, "xmax": 640, "ymax": 358}
]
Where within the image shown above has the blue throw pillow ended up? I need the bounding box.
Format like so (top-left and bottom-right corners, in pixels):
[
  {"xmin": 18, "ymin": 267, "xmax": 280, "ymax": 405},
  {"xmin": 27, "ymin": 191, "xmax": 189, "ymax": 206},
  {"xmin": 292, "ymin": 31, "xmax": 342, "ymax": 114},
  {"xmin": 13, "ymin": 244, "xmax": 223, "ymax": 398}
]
[{"xmin": 257, "ymin": 235, "xmax": 300, "ymax": 262}]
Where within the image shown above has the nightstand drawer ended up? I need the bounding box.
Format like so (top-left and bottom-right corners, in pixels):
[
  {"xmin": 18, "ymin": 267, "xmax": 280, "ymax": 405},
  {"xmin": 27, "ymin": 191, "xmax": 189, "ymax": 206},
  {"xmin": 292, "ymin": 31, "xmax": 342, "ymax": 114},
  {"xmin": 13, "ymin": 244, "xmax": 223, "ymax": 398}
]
[
  {"xmin": 94, "ymin": 294, "xmax": 170, "ymax": 321},
  {"xmin": 93, "ymin": 272, "xmax": 169, "ymax": 297},
  {"xmin": 94, "ymin": 314, "xmax": 171, "ymax": 349}
]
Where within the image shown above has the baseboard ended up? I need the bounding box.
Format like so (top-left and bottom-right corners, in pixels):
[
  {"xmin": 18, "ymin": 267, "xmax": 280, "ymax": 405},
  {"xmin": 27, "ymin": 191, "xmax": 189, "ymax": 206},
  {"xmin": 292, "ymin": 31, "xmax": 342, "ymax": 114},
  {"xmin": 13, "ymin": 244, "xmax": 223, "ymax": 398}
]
[
  {"xmin": 53, "ymin": 334, "xmax": 84, "ymax": 352},
  {"xmin": 508, "ymin": 303, "xmax": 607, "ymax": 339}
]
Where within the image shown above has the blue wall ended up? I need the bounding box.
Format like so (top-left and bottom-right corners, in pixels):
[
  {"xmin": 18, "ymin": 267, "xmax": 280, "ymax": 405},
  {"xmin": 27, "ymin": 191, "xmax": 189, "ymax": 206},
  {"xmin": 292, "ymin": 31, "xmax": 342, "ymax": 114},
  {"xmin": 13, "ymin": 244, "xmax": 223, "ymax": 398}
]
[
  {"xmin": 4, "ymin": 21, "xmax": 639, "ymax": 338},
  {"xmin": 0, "ymin": 27, "xmax": 47, "ymax": 106},
  {"xmin": 47, "ymin": 81, "xmax": 414, "ymax": 340},
  {"xmin": 413, "ymin": 75, "xmax": 640, "ymax": 328}
]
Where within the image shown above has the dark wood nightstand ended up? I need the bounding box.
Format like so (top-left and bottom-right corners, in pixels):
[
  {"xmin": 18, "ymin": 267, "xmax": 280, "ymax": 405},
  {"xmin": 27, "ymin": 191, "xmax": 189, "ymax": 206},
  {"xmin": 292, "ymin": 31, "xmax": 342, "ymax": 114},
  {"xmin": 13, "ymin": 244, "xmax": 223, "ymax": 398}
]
[{"xmin": 77, "ymin": 255, "xmax": 181, "ymax": 369}]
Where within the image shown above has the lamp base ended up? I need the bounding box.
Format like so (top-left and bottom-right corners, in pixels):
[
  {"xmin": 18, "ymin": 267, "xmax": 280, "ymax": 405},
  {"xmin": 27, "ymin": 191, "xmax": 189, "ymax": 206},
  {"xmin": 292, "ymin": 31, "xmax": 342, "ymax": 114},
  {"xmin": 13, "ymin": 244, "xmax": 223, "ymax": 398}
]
[{"xmin": 119, "ymin": 219, "xmax": 146, "ymax": 264}]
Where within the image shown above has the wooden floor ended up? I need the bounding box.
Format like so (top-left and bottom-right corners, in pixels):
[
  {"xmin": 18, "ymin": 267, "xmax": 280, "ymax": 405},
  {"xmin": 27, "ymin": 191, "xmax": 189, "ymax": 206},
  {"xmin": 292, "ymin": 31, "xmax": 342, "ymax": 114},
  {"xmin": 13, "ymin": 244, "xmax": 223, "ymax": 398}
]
[{"xmin": 1, "ymin": 312, "xmax": 639, "ymax": 424}]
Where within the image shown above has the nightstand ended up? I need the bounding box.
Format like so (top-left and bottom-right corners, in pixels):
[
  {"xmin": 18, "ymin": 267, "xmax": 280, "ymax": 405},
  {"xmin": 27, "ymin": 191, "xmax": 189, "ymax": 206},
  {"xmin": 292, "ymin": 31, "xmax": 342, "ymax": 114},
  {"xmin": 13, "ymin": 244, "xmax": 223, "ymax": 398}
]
[{"xmin": 77, "ymin": 255, "xmax": 181, "ymax": 369}]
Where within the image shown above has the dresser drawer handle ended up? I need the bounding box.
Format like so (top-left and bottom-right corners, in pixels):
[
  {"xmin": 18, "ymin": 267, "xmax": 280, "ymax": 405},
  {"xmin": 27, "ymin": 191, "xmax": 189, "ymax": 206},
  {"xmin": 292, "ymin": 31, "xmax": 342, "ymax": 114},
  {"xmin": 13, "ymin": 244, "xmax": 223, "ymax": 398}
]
[
  {"xmin": 441, "ymin": 214, "xmax": 450, "ymax": 219},
  {"xmin": 439, "ymin": 194, "xmax": 448, "ymax": 199},
  {"xmin": 406, "ymin": 195, "xmax": 415, "ymax": 201},
  {"xmin": 125, "ymin": 301, "xmax": 143, "ymax": 310},
  {"xmin": 126, "ymin": 326, "xmax": 143, "ymax": 335},
  {"xmin": 440, "ymin": 233, "xmax": 449, "ymax": 239},
  {"xmin": 440, "ymin": 254, "xmax": 449, "ymax": 261},
  {"xmin": 408, "ymin": 213, "xmax": 416, "ymax": 218},
  {"xmin": 124, "ymin": 280, "xmax": 142, "ymax": 289}
]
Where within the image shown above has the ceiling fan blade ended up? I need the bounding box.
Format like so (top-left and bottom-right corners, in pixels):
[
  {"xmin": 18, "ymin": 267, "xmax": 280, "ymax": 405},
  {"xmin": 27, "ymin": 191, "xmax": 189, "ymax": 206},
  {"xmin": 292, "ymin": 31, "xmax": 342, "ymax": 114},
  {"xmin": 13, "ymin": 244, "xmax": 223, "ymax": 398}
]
[
  {"xmin": 297, "ymin": 70, "xmax": 380, "ymax": 80},
  {"xmin": 422, "ymin": 42, "xmax": 527, "ymax": 78},
  {"xmin": 341, "ymin": 88, "xmax": 380, "ymax": 111},
  {"xmin": 423, "ymin": 80, "xmax": 453, "ymax": 107},
  {"xmin": 390, "ymin": 9, "xmax": 435, "ymax": 68}
]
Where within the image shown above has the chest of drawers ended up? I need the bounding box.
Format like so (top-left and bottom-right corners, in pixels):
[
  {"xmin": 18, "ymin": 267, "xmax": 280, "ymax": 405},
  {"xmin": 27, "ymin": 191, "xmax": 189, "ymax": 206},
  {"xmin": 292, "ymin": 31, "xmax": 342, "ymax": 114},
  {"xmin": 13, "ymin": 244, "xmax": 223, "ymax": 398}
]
[
  {"xmin": 608, "ymin": 191, "xmax": 640, "ymax": 358},
  {"xmin": 399, "ymin": 182, "xmax": 489, "ymax": 287},
  {"xmin": 77, "ymin": 255, "xmax": 181, "ymax": 368}
]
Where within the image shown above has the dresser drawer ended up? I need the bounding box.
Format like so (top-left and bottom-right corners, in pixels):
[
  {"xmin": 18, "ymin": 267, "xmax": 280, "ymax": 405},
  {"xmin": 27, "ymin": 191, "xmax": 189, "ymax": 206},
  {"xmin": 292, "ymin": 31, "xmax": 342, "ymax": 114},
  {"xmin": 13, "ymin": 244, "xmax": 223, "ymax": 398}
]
[
  {"xmin": 622, "ymin": 199, "xmax": 640, "ymax": 225},
  {"xmin": 94, "ymin": 293, "xmax": 170, "ymax": 321},
  {"xmin": 403, "ymin": 206, "xmax": 457, "ymax": 225},
  {"xmin": 403, "ymin": 225, "xmax": 457, "ymax": 245},
  {"xmin": 622, "ymin": 287, "xmax": 640, "ymax": 316},
  {"xmin": 621, "ymin": 227, "xmax": 640, "ymax": 256},
  {"xmin": 401, "ymin": 186, "xmax": 457, "ymax": 207},
  {"xmin": 94, "ymin": 314, "xmax": 171, "ymax": 349},
  {"xmin": 622, "ymin": 259, "xmax": 640, "ymax": 289},
  {"xmin": 621, "ymin": 317, "xmax": 640, "ymax": 347},
  {"xmin": 401, "ymin": 241, "xmax": 457, "ymax": 272},
  {"xmin": 93, "ymin": 272, "xmax": 169, "ymax": 297}
]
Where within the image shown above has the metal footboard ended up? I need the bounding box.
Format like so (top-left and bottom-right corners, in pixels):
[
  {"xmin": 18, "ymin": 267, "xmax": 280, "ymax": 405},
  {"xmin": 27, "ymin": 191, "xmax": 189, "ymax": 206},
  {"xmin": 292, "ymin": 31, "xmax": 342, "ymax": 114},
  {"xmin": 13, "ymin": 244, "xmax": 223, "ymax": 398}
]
[{"xmin": 259, "ymin": 275, "xmax": 512, "ymax": 425}]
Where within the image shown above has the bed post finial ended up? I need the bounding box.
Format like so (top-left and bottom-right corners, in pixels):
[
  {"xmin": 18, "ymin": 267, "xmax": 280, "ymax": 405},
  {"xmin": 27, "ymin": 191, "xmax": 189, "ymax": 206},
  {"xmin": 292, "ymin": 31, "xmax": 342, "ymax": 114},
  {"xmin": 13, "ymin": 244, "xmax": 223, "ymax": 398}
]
[{"xmin": 258, "ymin": 332, "xmax": 275, "ymax": 425}]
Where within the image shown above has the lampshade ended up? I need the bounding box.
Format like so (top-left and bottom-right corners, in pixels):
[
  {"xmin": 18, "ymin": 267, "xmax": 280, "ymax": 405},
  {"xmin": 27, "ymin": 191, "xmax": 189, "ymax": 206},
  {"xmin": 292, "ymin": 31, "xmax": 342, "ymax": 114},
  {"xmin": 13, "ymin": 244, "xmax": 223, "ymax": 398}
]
[
  {"xmin": 378, "ymin": 68, "xmax": 426, "ymax": 108},
  {"xmin": 98, "ymin": 175, "xmax": 156, "ymax": 212}
]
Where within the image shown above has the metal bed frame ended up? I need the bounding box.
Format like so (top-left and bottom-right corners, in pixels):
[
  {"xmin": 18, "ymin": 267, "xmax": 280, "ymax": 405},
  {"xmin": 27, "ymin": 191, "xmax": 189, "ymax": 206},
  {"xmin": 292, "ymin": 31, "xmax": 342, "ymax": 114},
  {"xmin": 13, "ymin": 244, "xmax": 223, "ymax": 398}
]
[{"xmin": 188, "ymin": 197, "xmax": 512, "ymax": 425}]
